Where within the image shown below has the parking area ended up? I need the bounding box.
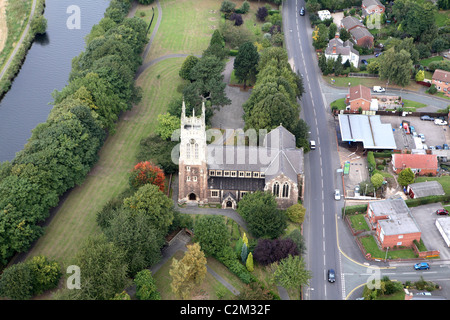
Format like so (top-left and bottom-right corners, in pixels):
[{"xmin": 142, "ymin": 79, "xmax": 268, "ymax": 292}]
[
  {"xmin": 410, "ymin": 203, "xmax": 450, "ymax": 260},
  {"xmin": 380, "ymin": 115, "xmax": 450, "ymax": 149}
]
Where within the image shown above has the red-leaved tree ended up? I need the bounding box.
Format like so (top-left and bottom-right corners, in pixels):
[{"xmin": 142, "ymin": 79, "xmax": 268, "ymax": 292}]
[{"xmin": 129, "ymin": 161, "xmax": 165, "ymax": 192}]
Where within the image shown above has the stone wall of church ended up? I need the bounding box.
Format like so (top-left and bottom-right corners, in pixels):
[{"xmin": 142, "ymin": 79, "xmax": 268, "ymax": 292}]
[
  {"xmin": 178, "ymin": 162, "xmax": 208, "ymax": 204},
  {"xmin": 264, "ymin": 174, "xmax": 299, "ymax": 209}
]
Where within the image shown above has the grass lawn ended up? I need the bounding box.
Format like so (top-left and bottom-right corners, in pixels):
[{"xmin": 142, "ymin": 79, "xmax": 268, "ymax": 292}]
[
  {"xmin": 359, "ymin": 236, "xmax": 418, "ymax": 260},
  {"xmin": 348, "ymin": 214, "xmax": 370, "ymax": 231},
  {"xmin": 0, "ymin": 0, "xmax": 32, "ymax": 72},
  {"xmin": 26, "ymin": 57, "xmax": 185, "ymax": 265},
  {"xmin": 419, "ymin": 56, "xmax": 443, "ymax": 67},
  {"xmin": 435, "ymin": 9, "xmax": 450, "ymax": 28},
  {"xmin": 401, "ymin": 99, "xmax": 427, "ymax": 111},
  {"xmin": 330, "ymin": 97, "xmax": 346, "ymax": 110}
]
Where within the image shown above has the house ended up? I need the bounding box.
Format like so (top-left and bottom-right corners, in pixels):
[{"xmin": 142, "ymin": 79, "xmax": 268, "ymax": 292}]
[
  {"xmin": 366, "ymin": 198, "xmax": 421, "ymax": 250},
  {"xmin": 362, "ymin": 0, "xmax": 385, "ymax": 16},
  {"xmin": 317, "ymin": 10, "xmax": 332, "ymax": 21},
  {"xmin": 324, "ymin": 35, "xmax": 359, "ymax": 67},
  {"xmin": 340, "ymin": 16, "xmax": 374, "ymax": 48},
  {"xmin": 407, "ymin": 181, "xmax": 445, "ymax": 199},
  {"xmin": 431, "ymin": 69, "xmax": 450, "ymax": 97},
  {"xmin": 346, "ymin": 84, "xmax": 372, "ymax": 112},
  {"xmin": 178, "ymin": 101, "xmax": 304, "ymax": 209},
  {"xmin": 391, "ymin": 154, "xmax": 438, "ymax": 176}
]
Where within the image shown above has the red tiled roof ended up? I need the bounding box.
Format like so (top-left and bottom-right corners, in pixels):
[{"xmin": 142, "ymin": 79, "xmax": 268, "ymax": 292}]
[
  {"xmin": 432, "ymin": 69, "xmax": 450, "ymax": 83},
  {"xmin": 392, "ymin": 154, "xmax": 438, "ymax": 170},
  {"xmin": 349, "ymin": 84, "xmax": 371, "ymax": 102}
]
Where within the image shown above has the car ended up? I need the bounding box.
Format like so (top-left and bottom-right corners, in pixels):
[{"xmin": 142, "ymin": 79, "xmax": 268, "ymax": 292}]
[
  {"xmin": 444, "ymin": 144, "xmax": 449, "ymax": 150},
  {"xmin": 375, "ymin": 52, "xmax": 382, "ymax": 57},
  {"xmin": 436, "ymin": 209, "xmax": 449, "ymax": 215},
  {"xmin": 416, "ymin": 292, "xmax": 432, "ymax": 296},
  {"xmin": 310, "ymin": 140, "xmax": 316, "ymax": 150},
  {"xmin": 328, "ymin": 269, "xmax": 336, "ymax": 283},
  {"xmin": 299, "ymin": 7, "xmax": 305, "ymax": 16},
  {"xmin": 355, "ymin": 185, "xmax": 360, "ymax": 194},
  {"xmin": 334, "ymin": 189, "xmax": 341, "ymax": 200},
  {"xmin": 434, "ymin": 119, "xmax": 448, "ymax": 126},
  {"xmin": 418, "ymin": 133, "xmax": 425, "ymax": 143},
  {"xmin": 372, "ymin": 86, "xmax": 386, "ymax": 93},
  {"xmin": 361, "ymin": 59, "xmax": 368, "ymax": 65},
  {"xmin": 429, "ymin": 146, "xmax": 436, "ymax": 150},
  {"xmin": 420, "ymin": 115, "xmax": 435, "ymax": 121},
  {"xmin": 414, "ymin": 262, "xmax": 430, "ymax": 270},
  {"xmin": 437, "ymin": 145, "xmax": 443, "ymax": 149}
]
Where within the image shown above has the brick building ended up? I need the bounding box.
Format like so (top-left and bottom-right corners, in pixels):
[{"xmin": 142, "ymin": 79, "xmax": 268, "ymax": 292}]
[
  {"xmin": 367, "ymin": 198, "xmax": 421, "ymax": 250},
  {"xmin": 391, "ymin": 153, "xmax": 438, "ymax": 176},
  {"xmin": 432, "ymin": 69, "xmax": 450, "ymax": 97},
  {"xmin": 346, "ymin": 84, "xmax": 372, "ymax": 112},
  {"xmin": 340, "ymin": 16, "xmax": 374, "ymax": 48},
  {"xmin": 178, "ymin": 101, "xmax": 304, "ymax": 209},
  {"xmin": 362, "ymin": 0, "xmax": 385, "ymax": 16}
]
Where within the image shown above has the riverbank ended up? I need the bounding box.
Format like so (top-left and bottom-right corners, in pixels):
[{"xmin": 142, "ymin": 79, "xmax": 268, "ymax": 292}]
[{"xmin": 0, "ymin": 0, "xmax": 44, "ymax": 99}]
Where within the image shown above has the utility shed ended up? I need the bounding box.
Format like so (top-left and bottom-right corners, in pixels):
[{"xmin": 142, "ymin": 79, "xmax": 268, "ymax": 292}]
[
  {"xmin": 338, "ymin": 114, "xmax": 397, "ymax": 149},
  {"xmin": 407, "ymin": 181, "xmax": 445, "ymax": 199},
  {"xmin": 435, "ymin": 218, "xmax": 450, "ymax": 247}
]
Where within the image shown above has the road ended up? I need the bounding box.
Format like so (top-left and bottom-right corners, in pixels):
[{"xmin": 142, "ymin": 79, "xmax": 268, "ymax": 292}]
[{"xmin": 283, "ymin": 0, "xmax": 343, "ymax": 300}]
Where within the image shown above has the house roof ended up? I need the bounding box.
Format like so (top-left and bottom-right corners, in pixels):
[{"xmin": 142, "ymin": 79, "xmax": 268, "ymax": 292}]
[
  {"xmin": 362, "ymin": 0, "xmax": 384, "ymax": 8},
  {"xmin": 408, "ymin": 181, "xmax": 445, "ymax": 198},
  {"xmin": 370, "ymin": 198, "xmax": 420, "ymax": 236},
  {"xmin": 338, "ymin": 114, "xmax": 397, "ymax": 149},
  {"xmin": 340, "ymin": 16, "xmax": 364, "ymax": 30},
  {"xmin": 432, "ymin": 69, "xmax": 450, "ymax": 83},
  {"xmin": 392, "ymin": 154, "xmax": 438, "ymax": 170},
  {"xmin": 349, "ymin": 84, "xmax": 371, "ymax": 102},
  {"xmin": 325, "ymin": 38, "xmax": 359, "ymax": 57},
  {"xmin": 350, "ymin": 26, "xmax": 374, "ymax": 40}
]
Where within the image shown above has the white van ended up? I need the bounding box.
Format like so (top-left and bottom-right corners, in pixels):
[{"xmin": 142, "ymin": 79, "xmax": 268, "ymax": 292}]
[
  {"xmin": 373, "ymin": 86, "xmax": 386, "ymax": 93},
  {"xmin": 310, "ymin": 140, "xmax": 316, "ymax": 150}
]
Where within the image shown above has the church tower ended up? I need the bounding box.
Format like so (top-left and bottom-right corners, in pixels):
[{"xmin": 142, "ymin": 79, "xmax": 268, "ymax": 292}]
[{"xmin": 178, "ymin": 100, "xmax": 208, "ymax": 204}]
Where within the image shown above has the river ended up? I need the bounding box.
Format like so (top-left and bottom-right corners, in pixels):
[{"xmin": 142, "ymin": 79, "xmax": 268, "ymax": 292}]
[{"xmin": 0, "ymin": 0, "xmax": 109, "ymax": 162}]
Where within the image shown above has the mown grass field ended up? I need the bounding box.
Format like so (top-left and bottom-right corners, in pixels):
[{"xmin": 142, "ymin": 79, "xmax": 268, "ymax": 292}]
[
  {"xmin": 28, "ymin": 57, "xmax": 185, "ymax": 265},
  {"xmin": 0, "ymin": 0, "xmax": 32, "ymax": 72}
]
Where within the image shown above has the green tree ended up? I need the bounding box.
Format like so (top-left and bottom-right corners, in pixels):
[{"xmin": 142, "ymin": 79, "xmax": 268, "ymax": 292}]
[
  {"xmin": 398, "ymin": 168, "xmax": 415, "ymax": 187},
  {"xmin": 378, "ymin": 48, "xmax": 413, "ymax": 87},
  {"xmin": 286, "ymin": 203, "xmax": 306, "ymax": 224},
  {"xmin": 28, "ymin": 255, "xmax": 62, "ymax": 295},
  {"xmin": 134, "ymin": 269, "xmax": 161, "ymax": 300},
  {"xmin": 272, "ymin": 255, "xmax": 312, "ymax": 289},
  {"xmin": 371, "ymin": 172, "xmax": 384, "ymax": 189},
  {"xmin": 234, "ymin": 41, "xmax": 259, "ymax": 89},
  {"xmin": 312, "ymin": 24, "xmax": 329, "ymax": 50},
  {"xmin": 241, "ymin": 242, "xmax": 248, "ymax": 263},
  {"xmin": 334, "ymin": 54, "xmax": 343, "ymax": 76},
  {"xmin": 156, "ymin": 113, "xmax": 181, "ymax": 141},
  {"xmin": 31, "ymin": 15, "xmax": 47, "ymax": 35},
  {"xmin": 179, "ymin": 55, "xmax": 199, "ymax": 81},
  {"xmin": 237, "ymin": 191, "xmax": 287, "ymax": 239},
  {"xmin": 0, "ymin": 261, "xmax": 33, "ymax": 300},
  {"xmin": 415, "ymin": 70, "xmax": 425, "ymax": 82},
  {"xmin": 123, "ymin": 184, "xmax": 174, "ymax": 234},
  {"xmin": 246, "ymin": 252, "xmax": 254, "ymax": 272},
  {"xmin": 194, "ymin": 215, "xmax": 230, "ymax": 257}
]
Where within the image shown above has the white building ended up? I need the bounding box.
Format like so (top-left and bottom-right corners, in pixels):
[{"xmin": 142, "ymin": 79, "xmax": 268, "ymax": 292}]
[
  {"xmin": 324, "ymin": 36, "xmax": 359, "ymax": 68},
  {"xmin": 317, "ymin": 10, "xmax": 331, "ymax": 21}
]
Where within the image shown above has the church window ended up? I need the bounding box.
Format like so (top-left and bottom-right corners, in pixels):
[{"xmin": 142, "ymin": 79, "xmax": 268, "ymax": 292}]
[
  {"xmin": 238, "ymin": 171, "xmax": 245, "ymax": 178},
  {"xmin": 187, "ymin": 176, "xmax": 191, "ymax": 182},
  {"xmin": 273, "ymin": 182, "xmax": 280, "ymax": 197},
  {"xmin": 186, "ymin": 166, "xmax": 190, "ymax": 172},
  {"xmin": 209, "ymin": 170, "xmax": 215, "ymax": 176},
  {"xmin": 211, "ymin": 190, "xmax": 219, "ymax": 198},
  {"xmin": 245, "ymin": 171, "xmax": 252, "ymax": 178},
  {"xmin": 282, "ymin": 183, "xmax": 290, "ymax": 198},
  {"xmin": 195, "ymin": 143, "xmax": 199, "ymax": 159},
  {"xmin": 193, "ymin": 176, "xmax": 197, "ymax": 182},
  {"xmin": 216, "ymin": 170, "xmax": 222, "ymax": 177},
  {"xmin": 224, "ymin": 171, "xmax": 230, "ymax": 177},
  {"xmin": 253, "ymin": 172, "xmax": 259, "ymax": 178},
  {"xmin": 186, "ymin": 143, "xmax": 191, "ymax": 159},
  {"xmin": 231, "ymin": 171, "xmax": 237, "ymax": 177}
]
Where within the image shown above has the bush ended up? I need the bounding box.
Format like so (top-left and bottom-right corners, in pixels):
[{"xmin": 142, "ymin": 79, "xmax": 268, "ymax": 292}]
[{"xmin": 427, "ymin": 84, "xmax": 437, "ymax": 94}]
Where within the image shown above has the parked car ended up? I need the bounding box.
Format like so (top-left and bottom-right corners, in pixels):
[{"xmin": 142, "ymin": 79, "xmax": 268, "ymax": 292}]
[
  {"xmin": 434, "ymin": 118, "xmax": 448, "ymax": 125},
  {"xmin": 436, "ymin": 209, "xmax": 449, "ymax": 215},
  {"xmin": 429, "ymin": 146, "xmax": 436, "ymax": 150},
  {"xmin": 299, "ymin": 7, "xmax": 305, "ymax": 15},
  {"xmin": 437, "ymin": 145, "xmax": 443, "ymax": 149},
  {"xmin": 444, "ymin": 144, "xmax": 449, "ymax": 150},
  {"xmin": 372, "ymin": 86, "xmax": 386, "ymax": 93},
  {"xmin": 334, "ymin": 189, "xmax": 341, "ymax": 200},
  {"xmin": 328, "ymin": 269, "xmax": 336, "ymax": 283},
  {"xmin": 420, "ymin": 115, "xmax": 434, "ymax": 121},
  {"xmin": 416, "ymin": 292, "xmax": 431, "ymax": 296},
  {"xmin": 310, "ymin": 140, "xmax": 316, "ymax": 150},
  {"xmin": 375, "ymin": 52, "xmax": 383, "ymax": 57},
  {"xmin": 361, "ymin": 59, "xmax": 368, "ymax": 65},
  {"xmin": 414, "ymin": 262, "xmax": 430, "ymax": 270},
  {"xmin": 418, "ymin": 134, "xmax": 425, "ymax": 143}
]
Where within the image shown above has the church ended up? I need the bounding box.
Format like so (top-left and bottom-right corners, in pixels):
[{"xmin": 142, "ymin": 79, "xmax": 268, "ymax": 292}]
[{"xmin": 177, "ymin": 101, "xmax": 304, "ymax": 210}]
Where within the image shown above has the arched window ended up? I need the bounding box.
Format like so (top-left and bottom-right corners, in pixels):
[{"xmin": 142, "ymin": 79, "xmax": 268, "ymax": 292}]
[
  {"xmin": 195, "ymin": 143, "xmax": 199, "ymax": 159},
  {"xmin": 282, "ymin": 183, "xmax": 289, "ymax": 198},
  {"xmin": 186, "ymin": 143, "xmax": 191, "ymax": 159},
  {"xmin": 273, "ymin": 182, "xmax": 280, "ymax": 197}
]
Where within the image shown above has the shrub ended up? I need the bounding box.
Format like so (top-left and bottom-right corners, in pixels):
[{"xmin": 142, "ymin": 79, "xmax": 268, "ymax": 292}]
[{"xmin": 134, "ymin": 269, "xmax": 161, "ymax": 300}]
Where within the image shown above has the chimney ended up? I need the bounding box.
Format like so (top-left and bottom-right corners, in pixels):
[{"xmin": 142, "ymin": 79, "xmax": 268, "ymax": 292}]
[
  {"xmin": 333, "ymin": 45, "xmax": 336, "ymax": 54},
  {"xmin": 335, "ymin": 32, "xmax": 340, "ymax": 39}
]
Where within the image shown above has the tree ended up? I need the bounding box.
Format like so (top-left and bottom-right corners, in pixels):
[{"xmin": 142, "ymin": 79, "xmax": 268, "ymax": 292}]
[
  {"xmin": 194, "ymin": 215, "xmax": 230, "ymax": 257},
  {"xmin": 378, "ymin": 48, "xmax": 413, "ymax": 87},
  {"xmin": 129, "ymin": 161, "xmax": 166, "ymax": 192},
  {"xmin": 371, "ymin": 172, "xmax": 384, "ymax": 189},
  {"xmin": 339, "ymin": 27, "xmax": 351, "ymax": 42},
  {"xmin": 415, "ymin": 70, "xmax": 425, "ymax": 82},
  {"xmin": 123, "ymin": 184, "xmax": 174, "ymax": 234},
  {"xmin": 398, "ymin": 168, "xmax": 415, "ymax": 187},
  {"xmin": 170, "ymin": 243, "xmax": 207, "ymax": 299},
  {"xmin": 272, "ymin": 255, "xmax": 312, "ymax": 289},
  {"xmin": 334, "ymin": 54, "xmax": 344, "ymax": 76},
  {"xmin": 31, "ymin": 15, "xmax": 47, "ymax": 35},
  {"xmin": 256, "ymin": 7, "xmax": 268, "ymax": 22},
  {"xmin": 392, "ymin": 0, "xmax": 437, "ymax": 40},
  {"xmin": 137, "ymin": 134, "xmax": 179, "ymax": 175},
  {"xmin": 237, "ymin": 191, "xmax": 287, "ymax": 239},
  {"xmin": 253, "ymin": 238, "xmax": 299, "ymax": 266},
  {"xmin": 134, "ymin": 269, "xmax": 161, "ymax": 300},
  {"xmin": 28, "ymin": 255, "xmax": 62, "ymax": 295},
  {"xmin": 246, "ymin": 252, "xmax": 254, "ymax": 272},
  {"xmin": 286, "ymin": 203, "xmax": 306, "ymax": 224},
  {"xmin": 220, "ymin": 0, "xmax": 236, "ymax": 14},
  {"xmin": 328, "ymin": 23, "xmax": 337, "ymax": 40},
  {"xmin": 156, "ymin": 113, "xmax": 181, "ymax": 141},
  {"xmin": 0, "ymin": 261, "xmax": 34, "ymax": 300},
  {"xmin": 179, "ymin": 55, "xmax": 199, "ymax": 81},
  {"xmin": 234, "ymin": 41, "xmax": 259, "ymax": 89},
  {"xmin": 241, "ymin": 242, "xmax": 248, "ymax": 263},
  {"xmin": 312, "ymin": 24, "xmax": 329, "ymax": 50}
]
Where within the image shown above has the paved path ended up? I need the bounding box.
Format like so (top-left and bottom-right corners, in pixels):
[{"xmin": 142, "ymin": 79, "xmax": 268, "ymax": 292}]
[{"xmin": 0, "ymin": 0, "xmax": 37, "ymax": 81}]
